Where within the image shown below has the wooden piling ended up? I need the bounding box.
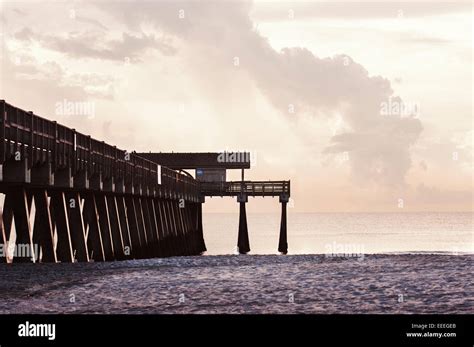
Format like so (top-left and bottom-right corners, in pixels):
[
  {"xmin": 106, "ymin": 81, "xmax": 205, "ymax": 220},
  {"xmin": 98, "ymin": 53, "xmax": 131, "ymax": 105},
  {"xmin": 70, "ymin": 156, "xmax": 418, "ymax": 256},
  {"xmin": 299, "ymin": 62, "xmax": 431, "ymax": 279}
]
[
  {"xmin": 237, "ymin": 195, "xmax": 250, "ymax": 254},
  {"xmin": 117, "ymin": 196, "xmax": 133, "ymax": 258},
  {"xmin": 66, "ymin": 192, "xmax": 89, "ymax": 262},
  {"xmin": 278, "ymin": 199, "xmax": 288, "ymax": 255},
  {"xmin": 196, "ymin": 202, "xmax": 206, "ymax": 254},
  {"xmin": 50, "ymin": 191, "xmax": 74, "ymax": 262},
  {"xmin": 10, "ymin": 188, "xmax": 36, "ymax": 263},
  {"xmin": 106, "ymin": 195, "xmax": 126, "ymax": 260},
  {"xmin": 95, "ymin": 194, "xmax": 115, "ymax": 261},
  {"xmin": 125, "ymin": 196, "xmax": 142, "ymax": 258},
  {"xmin": 83, "ymin": 193, "xmax": 105, "ymax": 261},
  {"xmin": 31, "ymin": 189, "xmax": 56, "ymax": 262}
]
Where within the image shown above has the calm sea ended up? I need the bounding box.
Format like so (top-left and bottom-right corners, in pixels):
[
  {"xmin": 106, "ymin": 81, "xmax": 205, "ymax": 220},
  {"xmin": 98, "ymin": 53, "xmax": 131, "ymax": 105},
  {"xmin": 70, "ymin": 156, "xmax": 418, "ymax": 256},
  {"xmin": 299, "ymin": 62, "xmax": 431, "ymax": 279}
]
[{"xmin": 202, "ymin": 212, "xmax": 474, "ymax": 255}]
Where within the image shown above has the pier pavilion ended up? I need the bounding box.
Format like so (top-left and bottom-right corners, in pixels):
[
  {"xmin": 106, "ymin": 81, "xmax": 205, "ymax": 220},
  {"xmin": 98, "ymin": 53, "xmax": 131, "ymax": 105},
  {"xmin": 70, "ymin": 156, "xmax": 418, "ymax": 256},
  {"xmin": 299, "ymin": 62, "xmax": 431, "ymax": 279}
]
[{"xmin": 138, "ymin": 152, "xmax": 290, "ymax": 254}]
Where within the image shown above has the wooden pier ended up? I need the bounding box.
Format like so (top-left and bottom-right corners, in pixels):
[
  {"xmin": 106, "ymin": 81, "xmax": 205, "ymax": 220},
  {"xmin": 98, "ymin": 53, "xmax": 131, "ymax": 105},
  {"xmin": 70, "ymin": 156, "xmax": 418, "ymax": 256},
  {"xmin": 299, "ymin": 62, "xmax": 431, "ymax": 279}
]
[
  {"xmin": 139, "ymin": 153, "xmax": 290, "ymax": 255},
  {"xmin": 0, "ymin": 100, "xmax": 289, "ymax": 263}
]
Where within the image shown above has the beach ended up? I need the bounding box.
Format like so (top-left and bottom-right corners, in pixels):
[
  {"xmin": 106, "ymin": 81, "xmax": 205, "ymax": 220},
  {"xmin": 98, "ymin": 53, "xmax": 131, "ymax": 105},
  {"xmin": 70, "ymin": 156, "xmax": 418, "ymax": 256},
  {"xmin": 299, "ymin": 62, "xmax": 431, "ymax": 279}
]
[{"xmin": 0, "ymin": 254, "xmax": 472, "ymax": 314}]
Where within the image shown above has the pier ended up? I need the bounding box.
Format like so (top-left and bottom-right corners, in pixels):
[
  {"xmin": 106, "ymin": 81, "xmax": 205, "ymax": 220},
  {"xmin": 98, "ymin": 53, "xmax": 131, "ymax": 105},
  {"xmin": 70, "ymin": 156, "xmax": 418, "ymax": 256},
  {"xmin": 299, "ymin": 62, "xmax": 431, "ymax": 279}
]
[
  {"xmin": 0, "ymin": 100, "xmax": 290, "ymax": 262},
  {"xmin": 139, "ymin": 152, "xmax": 290, "ymax": 254}
]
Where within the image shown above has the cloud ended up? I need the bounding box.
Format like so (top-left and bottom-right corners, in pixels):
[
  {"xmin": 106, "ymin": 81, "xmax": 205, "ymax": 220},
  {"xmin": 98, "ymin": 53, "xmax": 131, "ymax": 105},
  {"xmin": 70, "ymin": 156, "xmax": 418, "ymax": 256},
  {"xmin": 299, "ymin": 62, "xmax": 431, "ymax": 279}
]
[
  {"xmin": 324, "ymin": 117, "xmax": 422, "ymax": 186},
  {"xmin": 13, "ymin": 27, "xmax": 34, "ymax": 41},
  {"xmin": 1, "ymin": 1, "xmax": 470, "ymax": 211},
  {"xmin": 6, "ymin": 2, "xmax": 426, "ymax": 187},
  {"xmin": 0, "ymin": 40, "xmax": 113, "ymax": 121},
  {"xmin": 90, "ymin": 1, "xmax": 424, "ymax": 187},
  {"xmin": 13, "ymin": 27, "xmax": 176, "ymax": 62}
]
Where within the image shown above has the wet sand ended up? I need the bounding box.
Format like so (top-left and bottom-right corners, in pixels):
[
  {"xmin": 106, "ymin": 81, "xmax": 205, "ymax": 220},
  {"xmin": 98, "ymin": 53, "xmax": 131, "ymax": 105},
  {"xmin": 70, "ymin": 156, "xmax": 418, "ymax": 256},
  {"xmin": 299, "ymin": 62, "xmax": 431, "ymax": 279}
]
[{"xmin": 0, "ymin": 254, "xmax": 472, "ymax": 314}]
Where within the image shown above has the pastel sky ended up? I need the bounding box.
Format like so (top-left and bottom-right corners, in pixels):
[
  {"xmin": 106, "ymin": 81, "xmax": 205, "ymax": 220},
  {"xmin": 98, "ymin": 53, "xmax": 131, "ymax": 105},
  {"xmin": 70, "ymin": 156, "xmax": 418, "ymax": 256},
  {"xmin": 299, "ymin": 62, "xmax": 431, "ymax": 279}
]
[{"xmin": 0, "ymin": 1, "xmax": 472, "ymax": 212}]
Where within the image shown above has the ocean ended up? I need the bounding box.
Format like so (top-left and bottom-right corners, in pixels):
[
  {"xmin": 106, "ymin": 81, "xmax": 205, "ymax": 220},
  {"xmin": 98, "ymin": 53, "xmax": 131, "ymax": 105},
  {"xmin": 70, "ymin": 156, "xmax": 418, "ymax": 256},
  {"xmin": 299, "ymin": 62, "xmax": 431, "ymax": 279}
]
[{"xmin": 203, "ymin": 212, "xmax": 473, "ymax": 255}]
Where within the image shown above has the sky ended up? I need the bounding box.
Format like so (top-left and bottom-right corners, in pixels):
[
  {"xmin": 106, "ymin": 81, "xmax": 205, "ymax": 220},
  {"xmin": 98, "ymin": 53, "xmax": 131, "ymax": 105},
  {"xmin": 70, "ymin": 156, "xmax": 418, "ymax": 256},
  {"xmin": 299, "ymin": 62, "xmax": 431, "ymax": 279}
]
[{"xmin": 0, "ymin": 0, "xmax": 472, "ymax": 212}]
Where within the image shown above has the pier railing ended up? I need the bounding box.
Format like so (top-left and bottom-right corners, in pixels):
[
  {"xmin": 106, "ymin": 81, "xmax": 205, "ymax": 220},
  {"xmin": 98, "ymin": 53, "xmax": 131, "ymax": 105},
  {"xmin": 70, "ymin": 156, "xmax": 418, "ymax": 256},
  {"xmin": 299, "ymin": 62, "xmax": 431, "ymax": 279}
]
[
  {"xmin": 200, "ymin": 180, "xmax": 290, "ymax": 197},
  {"xmin": 0, "ymin": 100, "xmax": 199, "ymax": 198}
]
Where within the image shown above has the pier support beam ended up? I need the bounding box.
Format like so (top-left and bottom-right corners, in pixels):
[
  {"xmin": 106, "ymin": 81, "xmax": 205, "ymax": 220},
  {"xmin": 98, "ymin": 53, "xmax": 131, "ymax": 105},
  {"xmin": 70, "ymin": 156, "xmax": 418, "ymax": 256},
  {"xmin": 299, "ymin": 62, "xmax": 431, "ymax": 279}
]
[
  {"xmin": 106, "ymin": 195, "xmax": 126, "ymax": 260},
  {"xmin": 31, "ymin": 189, "xmax": 56, "ymax": 262},
  {"xmin": 156, "ymin": 200, "xmax": 170, "ymax": 257},
  {"xmin": 95, "ymin": 194, "xmax": 115, "ymax": 261},
  {"xmin": 50, "ymin": 191, "xmax": 74, "ymax": 262},
  {"xmin": 0, "ymin": 191, "xmax": 13, "ymax": 263},
  {"xmin": 125, "ymin": 196, "xmax": 143, "ymax": 259},
  {"xmin": 166, "ymin": 200, "xmax": 179, "ymax": 256},
  {"xmin": 83, "ymin": 193, "xmax": 105, "ymax": 262},
  {"xmin": 196, "ymin": 201, "xmax": 206, "ymax": 254},
  {"xmin": 6, "ymin": 188, "xmax": 36, "ymax": 262},
  {"xmin": 237, "ymin": 194, "xmax": 250, "ymax": 254},
  {"xmin": 117, "ymin": 196, "xmax": 132, "ymax": 258},
  {"xmin": 142, "ymin": 197, "xmax": 158, "ymax": 257},
  {"xmin": 65, "ymin": 192, "xmax": 89, "ymax": 262},
  {"xmin": 150, "ymin": 199, "xmax": 164, "ymax": 257},
  {"xmin": 135, "ymin": 197, "xmax": 149, "ymax": 257},
  {"xmin": 278, "ymin": 194, "xmax": 289, "ymax": 254}
]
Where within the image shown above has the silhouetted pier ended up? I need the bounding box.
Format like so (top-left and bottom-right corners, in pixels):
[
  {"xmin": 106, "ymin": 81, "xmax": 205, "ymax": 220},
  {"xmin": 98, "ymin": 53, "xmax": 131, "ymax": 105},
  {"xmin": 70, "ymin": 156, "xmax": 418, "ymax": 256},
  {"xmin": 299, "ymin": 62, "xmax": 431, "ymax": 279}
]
[
  {"xmin": 0, "ymin": 100, "xmax": 290, "ymax": 263},
  {"xmin": 139, "ymin": 152, "xmax": 290, "ymax": 254}
]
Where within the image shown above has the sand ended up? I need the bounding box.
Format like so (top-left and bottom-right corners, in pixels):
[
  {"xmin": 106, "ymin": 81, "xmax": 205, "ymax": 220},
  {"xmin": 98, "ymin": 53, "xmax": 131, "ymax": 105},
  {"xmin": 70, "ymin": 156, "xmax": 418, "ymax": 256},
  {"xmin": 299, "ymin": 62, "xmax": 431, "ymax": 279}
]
[{"xmin": 0, "ymin": 254, "xmax": 472, "ymax": 314}]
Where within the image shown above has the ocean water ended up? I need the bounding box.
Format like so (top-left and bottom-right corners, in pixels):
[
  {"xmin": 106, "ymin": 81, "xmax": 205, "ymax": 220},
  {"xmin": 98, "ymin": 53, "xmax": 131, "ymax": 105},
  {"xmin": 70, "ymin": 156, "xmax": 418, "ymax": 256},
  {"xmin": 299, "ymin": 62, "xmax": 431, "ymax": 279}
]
[{"xmin": 203, "ymin": 212, "xmax": 474, "ymax": 255}]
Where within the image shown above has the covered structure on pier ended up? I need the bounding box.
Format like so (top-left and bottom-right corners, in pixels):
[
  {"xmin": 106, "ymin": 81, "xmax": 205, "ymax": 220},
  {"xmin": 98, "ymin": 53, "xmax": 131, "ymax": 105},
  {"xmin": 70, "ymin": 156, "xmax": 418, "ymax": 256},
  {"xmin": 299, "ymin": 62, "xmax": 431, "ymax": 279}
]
[{"xmin": 138, "ymin": 152, "xmax": 290, "ymax": 254}]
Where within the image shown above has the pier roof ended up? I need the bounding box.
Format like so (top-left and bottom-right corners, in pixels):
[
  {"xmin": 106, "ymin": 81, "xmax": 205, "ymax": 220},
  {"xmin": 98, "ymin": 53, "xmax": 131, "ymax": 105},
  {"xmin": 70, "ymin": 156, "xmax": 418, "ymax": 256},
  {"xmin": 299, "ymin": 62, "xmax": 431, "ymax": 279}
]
[{"xmin": 137, "ymin": 152, "xmax": 251, "ymax": 170}]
